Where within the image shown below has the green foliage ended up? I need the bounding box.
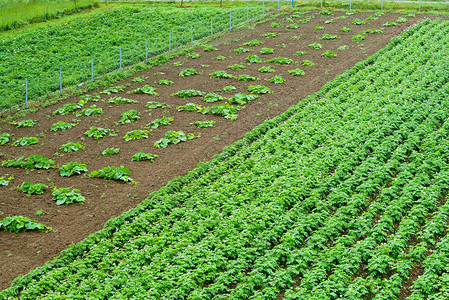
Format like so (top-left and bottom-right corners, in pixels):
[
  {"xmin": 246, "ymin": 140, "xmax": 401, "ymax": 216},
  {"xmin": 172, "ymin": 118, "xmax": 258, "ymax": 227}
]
[
  {"xmin": 307, "ymin": 43, "xmax": 323, "ymax": 49},
  {"xmin": 186, "ymin": 52, "xmax": 200, "ymax": 59},
  {"xmin": 303, "ymin": 60, "xmax": 315, "ymax": 66},
  {"xmin": 147, "ymin": 116, "xmax": 173, "ymax": 129},
  {"xmin": 52, "ymin": 187, "xmax": 85, "ymax": 205},
  {"xmin": 177, "ymin": 103, "xmax": 203, "ymax": 112},
  {"xmin": 340, "ymin": 27, "xmax": 351, "ymax": 32},
  {"xmin": 270, "ymin": 22, "xmax": 281, "ymax": 28},
  {"xmin": 108, "ymin": 96, "xmax": 137, "ymax": 104},
  {"xmin": 79, "ymin": 94, "xmax": 100, "ymax": 102},
  {"xmin": 10, "ymin": 119, "xmax": 36, "ymax": 128},
  {"xmin": 384, "ymin": 21, "xmax": 399, "ymax": 26},
  {"xmin": 288, "ymin": 68, "xmax": 306, "ymax": 76},
  {"xmin": 2, "ymin": 155, "xmax": 55, "ymax": 169},
  {"xmin": 132, "ymin": 76, "xmax": 145, "ymax": 83},
  {"xmin": 323, "ymin": 50, "xmax": 337, "ymax": 57},
  {"xmin": 245, "ymin": 54, "xmax": 262, "ymax": 63},
  {"xmin": 297, "ymin": 18, "xmax": 309, "ymax": 23},
  {"xmin": 102, "ymin": 147, "xmax": 120, "ymax": 156},
  {"xmin": 210, "ymin": 70, "xmax": 234, "ymax": 79},
  {"xmin": 260, "ymin": 48, "xmax": 274, "ymax": 55},
  {"xmin": 0, "ymin": 133, "xmax": 13, "ymax": 145},
  {"xmin": 314, "ymin": 26, "xmax": 324, "ymax": 30},
  {"xmin": 131, "ymin": 152, "xmax": 158, "ymax": 162},
  {"xmin": 375, "ymin": 12, "xmax": 385, "ymax": 16},
  {"xmin": 228, "ymin": 93, "xmax": 258, "ymax": 105},
  {"xmin": 397, "ymin": 17, "xmax": 407, "ymax": 23},
  {"xmin": 154, "ymin": 130, "xmax": 194, "ymax": 148},
  {"xmin": 295, "ymin": 51, "xmax": 307, "ymax": 56},
  {"xmin": 84, "ymin": 127, "xmax": 110, "ymax": 139},
  {"xmin": 346, "ymin": 9, "xmax": 357, "ymax": 15},
  {"xmin": 320, "ymin": 34, "xmax": 338, "ymax": 40},
  {"xmin": 173, "ymin": 90, "xmax": 205, "ymax": 98},
  {"xmin": 352, "ymin": 34, "xmax": 365, "ymax": 41},
  {"xmin": 215, "ymin": 55, "xmax": 226, "ymax": 61},
  {"xmin": 202, "ymin": 103, "xmax": 240, "ymax": 120},
  {"xmin": 238, "ymin": 74, "xmax": 258, "ymax": 81},
  {"xmin": 145, "ymin": 101, "xmax": 167, "ymax": 110},
  {"xmin": 222, "ymin": 85, "xmax": 237, "ymax": 92},
  {"xmin": 50, "ymin": 121, "xmax": 76, "ymax": 131},
  {"xmin": 101, "ymin": 85, "xmax": 124, "ymax": 95},
  {"xmin": 12, "ymin": 136, "xmax": 39, "ymax": 147},
  {"xmin": 203, "ymin": 93, "xmax": 226, "ymax": 103},
  {"xmin": 269, "ymin": 75, "xmax": 286, "ymax": 84},
  {"xmin": 89, "ymin": 166, "xmax": 134, "ymax": 183},
  {"xmin": 128, "ymin": 85, "xmax": 158, "ymax": 95},
  {"xmin": 59, "ymin": 162, "xmax": 88, "ymax": 177},
  {"xmin": 268, "ymin": 57, "xmax": 293, "ymax": 64},
  {"xmin": 338, "ymin": 45, "xmax": 349, "ymax": 50},
  {"xmin": 242, "ymin": 39, "xmax": 263, "ymax": 46},
  {"xmin": 75, "ymin": 105, "xmax": 103, "ymax": 117},
  {"xmin": 123, "ymin": 130, "xmax": 149, "ymax": 141},
  {"xmin": 319, "ymin": 9, "xmax": 333, "ymax": 15},
  {"xmin": 352, "ymin": 19, "xmax": 365, "ymax": 25},
  {"xmin": 18, "ymin": 182, "xmax": 48, "ymax": 196},
  {"xmin": 0, "ymin": 175, "xmax": 14, "ymax": 186},
  {"xmin": 0, "ymin": 216, "xmax": 51, "ymax": 233},
  {"xmin": 258, "ymin": 66, "xmax": 275, "ymax": 73},
  {"xmin": 52, "ymin": 101, "xmax": 85, "ymax": 115},
  {"xmin": 179, "ymin": 68, "xmax": 199, "ymax": 77},
  {"xmin": 262, "ymin": 32, "xmax": 278, "ymax": 38},
  {"xmin": 364, "ymin": 28, "xmax": 383, "ymax": 34},
  {"xmin": 60, "ymin": 142, "xmax": 85, "ymax": 153},
  {"xmin": 117, "ymin": 110, "xmax": 140, "ymax": 124},
  {"xmin": 228, "ymin": 64, "xmax": 245, "ymax": 70},
  {"xmin": 286, "ymin": 24, "xmax": 299, "ymax": 29},
  {"xmin": 248, "ymin": 85, "xmax": 271, "ymax": 94},
  {"xmin": 204, "ymin": 45, "xmax": 217, "ymax": 52},
  {"xmin": 193, "ymin": 120, "xmax": 215, "ymax": 128},
  {"xmin": 233, "ymin": 47, "xmax": 252, "ymax": 53},
  {"xmin": 157, "ymin": 79, "xmax": 174, "ymax": 85}
]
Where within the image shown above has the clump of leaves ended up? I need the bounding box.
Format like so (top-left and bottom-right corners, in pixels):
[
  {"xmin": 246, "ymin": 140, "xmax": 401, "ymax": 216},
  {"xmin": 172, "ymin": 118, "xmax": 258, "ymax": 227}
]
[
  {"xmin": 13, "ymin": 136, "xmax": 39, "ymax": 147},
  {"xmin": 222, "ymin": 85, "xmax": 237, "ymax": 92},
  {"xmin": 60, "ymin": 142, "xmax": 85, "ymax": 153},
  {"xmin": 303, "ymin": 60, "xmax": 315, "ymax": 66},
  {"xmin": 123, "ymin": 130, "xmax": 149, "ymax": 141},
  {"xmin": 18, "ymin": 182, "xmax": 48, "ymax": 196},
  {"xmin": 52, "ymin": 187, "xmax": 85, "ymax": 205},
  {"xmin": 323, "ymin": 50, "xmax": 337, "ymax": 57},
  {"xmin": 203, "ymin": 93, "xmax": 226, "ymax": 103},
  {"xmin": 248, "ymin": 85, "xmax": 271, "ymax": 94},
  {"xmin": 2, "ymin": 155, "xmax": 55, "ymax": 169},
  {"xmin": 352, "ymin": 19, "xmax": 365, "ymax": 25},
  {"xmin": 101, "ymin": 85, "xmax": 124, "ymax": 95},
  {"xmin": 228, "ymin": 64, "xmax": 245, "ymax": 70},
  {"xmin": 177, "ymin": 103, "xmax": 203, "ymax": 112},
  {"xmin": 117, "ymin": 110, "xmax": 140, "ymax": 125},
  {"xmin": 260, "ymin": 48, "xmax": 274, "ymax": 55},
  {"xmin": 291, "ymin": 35, "xmax": 303, "ymax": 40},
  {"xmin": 128, "ymin": 85, "xmax": 158, "ymax": 95},
  {"xmin": 59, "ymin": 162, "xmax": 88, "ymax": 177},
  {"xmin": 268, "ymin": 57, "xmax": 293, "ymax": 64},
  {"xmin": 352, "ymin": 34, "xmax": 365, "ymax": 41},
  {"xmin": 319, "ymin": 9, "xmax": 333, "ymax": 15},
  {"xmin": 375, "ymin": 12, "xmax": 385, "ymax": 17},
  {"xmin": 215, "ymin": 55, "xmax": 227, "ymax": 60},
  {"xmin": 89, "ymin": 166, "xmax": 134, "ymax": 183},
  {"xmin": 384, "ymin": 21, "xmax": 399, "ymax": 27},
  {"xmin": 0, "ymin": 216, "xmax": 51, "ymax": 233},
  {"xmin": 297, "ymin": 18, "xmax": 309, "ymax": 23},
  {"xmin": 204, "ymin": 45, "xmax": 217, "ymax": 52},
  {"xmin": 10, "ymin": 120, "xmax": 36, "ymax": 128},
  {"xmin": 364, "ymin": 28, "xmax": 383, "ymax": 34},
  {"xmin": 186, "ymin": 52, "xmax": 200, "ymax": 59},
  {"xmin": 102, "ymin": 147, "xmax": 120, "ymax": 156},
  {"xmin": 132, "ymin": 152, "xmax": 158, "ymax": 162},
  {"xmin": 314, "ymin": 26, "xmax": 324, "ymax": 30},
  {"xmin": 238, "ymin": 74, "xmax": 258, "ymax": 81},
  {"xmin": 340, "ymin": 27, "xmax": 351, "ymax": 32},
  {"xmin": 263, "ymin": 32, "xmax": 278, "ymax": 38},
  {"xmin": 50, "ymin": 121, "xmax": 76, "ymax": 131},
  {"xmin": 245, "ymin": 54, "xmax": 262, "ymax": 63},
  {"xmin": 202, "ymin": 103, "xmax": 240, "ymax": 120},
  {"xmin": 158, "ymin": 79, "xmax": 174, "ymax": 85},
  {"xmin": 0, "ymin": 133, "xmax": 13, "ymax": 145},
  {"xmin": 346, "ymin": 9, "xmax": 357, "ymax": 15},
  {"xmin": 108, "ymin": 96, "xmax": 137, "ymax": 104},
  {"xmin": 269, "ymin": 75, "xmax": 286, "ymax": 84},
  {"xmin": 258, "ymin": 66, "xmax": 275, "ymax": 73},
  {"xmin": 0, "ymin": 175, "xmax": 14, "ymax": 186},
  {"xmin": 242, "ymin": 39, "xmax": 263, "ymax": 46},
  {"xmin": 229, "ymin": 93, "xmax": 258, "ymax": 105},
  {"xmin": 338, "ymin": 45, "xmax": 349, "ymax": 50},
  {"xmin": 80, "ymin": 94, "xmax": 100, "ymax": 102},
  {"xmin": 307, "ymin": 43, "xmax": 323, "ymax": 49},
  {"xmin": 147, "ymin": 116, "xmax": 173, "ymax": 129},
  {"xmin": 179, "ymin": 68, "xmax": 199, "ymax": 77},
  {"xmin": 193, "ymin": 120, "xmax": 215, "ymax": 128},
  {"xmin": 85, "ymin": 127, "xmax": 110, "ymax": 139},
  {"xmin": 145, "ymin": 101, "xmax": 167, "ymax": 110},
  {"xmin": 397, "ymin": 17, "xmax": 407, "ymax": 23},
  {"xmin": 154, "ymin": 130, "xmax": 195, "ymax": 148},
  {"xmin": 289, "ymin": 68, "xmax": 306, "ymax": 76},
  {"xmin": 270, "ymin": 22, "xmax": 281, "ymax": 28},
  {"xmin": 320, "ymin": 34, "xmax": 338, "ymax": 40},
  {"xmin": 53, "ymin": 101, "xmax": 85, "ymax": 115},
  {"xmin": 295, "ymin": 51, "xmax": 307, "ymax": 56},
  {"xmin": 132, "ymin": 76, "xmax": 145, "ymax": 83},
  {"xmin": 233, "ymin": 47, "xmax": 252, "ymax": 53},
  {"xmin": 76, "ymin": 105, "xmax": 103, "ymax": 117},
  {"xmin": 210, "ymin": 70, "xmax": 234, "ymax": 79},
  {"xmin": 286, "ymin": 24, "xmax": 299, "ymax": 29},
  {"xmin": 325, "ymin": 19, "xmax": 334, "ymax": 24},
  {"xmin": 173, "ymin": 90, "xmax": 205, "ymax": 98}
]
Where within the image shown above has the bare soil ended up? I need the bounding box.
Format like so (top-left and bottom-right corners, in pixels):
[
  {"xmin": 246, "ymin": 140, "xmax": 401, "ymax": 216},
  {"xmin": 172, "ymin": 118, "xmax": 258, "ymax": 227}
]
[{"xmin": 0, "ymin": 10, "xmax": 434, "ymax": 292}]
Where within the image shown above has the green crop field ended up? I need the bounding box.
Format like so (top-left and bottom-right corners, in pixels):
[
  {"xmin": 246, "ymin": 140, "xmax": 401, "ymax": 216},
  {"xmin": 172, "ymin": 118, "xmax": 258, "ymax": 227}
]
[{"xmin": 2, "ymin": 17, "xmax": 449, "ymax": 299}]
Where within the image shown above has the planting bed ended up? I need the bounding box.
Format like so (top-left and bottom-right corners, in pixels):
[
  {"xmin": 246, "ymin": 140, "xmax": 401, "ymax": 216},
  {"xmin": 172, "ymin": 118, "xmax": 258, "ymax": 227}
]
[{"xmin": 0, "ymin": 9, "xmax": 435, "ymax": 296}]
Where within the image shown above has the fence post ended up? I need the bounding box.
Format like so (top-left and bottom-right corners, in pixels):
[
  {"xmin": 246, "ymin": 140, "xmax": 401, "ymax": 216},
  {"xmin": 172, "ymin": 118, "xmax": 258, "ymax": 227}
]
[
  {"xmin": 190, "ymin": 24, "xmax": 193, "ymax": 46},
  {"xmin": 321, "ymin": 0, "xmax": 323, "ymax": 8},
  {"xmin": 292, "ymin": 0, "xmax": 294, "ymax": 8},
  {"xmin": 229, "ymin": 10, "xmax": 232, "ymax": 31},
  {"xmin": 169, "ymin": 31, "xmax": 171, "ymax": 54},
  {"xmin": 247, "ymin": 4, "xmax": 249, "ymax": 25},
  {"xmin": 381, "ymin": 0, "xmax": 383, "ymax": 10},
  {"xmin": 278, "ymin": 0, "xmax": 279, "ymax": 12},
  {"xmin": 145, "ymin": 38, "xmax": 148, "ymax": 63},
  {"xmin": 25, "ymin": 78, "xmax": 28, "ymax": 109},
  {"xmin": 91, "ymin": 56, "xmax": 94, "ymax": 82},
  {"xmin": 263, "ymin": 0, "xmax": 265, "ymax": 18},
  {"xmin": 419, "ymin": 0, "xmax": 421, "ymax": 11},
  {"xmin": 120, "ymin": 47, "xmax": 122, "ymax": 71},
  {"xmin": 59, "ymin": 67, "xmax": 62, "ymax": 94},
  {"xmin": 211, "ymin": 17, "xmax": 213, "ymax": 38},
  {"xmin": 350, "ymin": 0, "xmax": 352, "ymax": 10}
]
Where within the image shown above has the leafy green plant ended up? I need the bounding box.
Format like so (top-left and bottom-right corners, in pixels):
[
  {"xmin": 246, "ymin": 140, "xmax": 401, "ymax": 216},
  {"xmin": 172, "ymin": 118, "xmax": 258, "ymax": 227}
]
[
  {"xmin": 319, "ymin": 9, "xmax": 333, "ymax": 15},
  {"xmin": 242, "ymin": 39, "xmax": 263, "ymax": 46},
  {"xmin": 320, "ymin": 34, "xmax": 338, "ymax": 40},
  {"xmin": 132, "ymin": 76, "xmax": 145, "ymax": 83},
  {"xmin": 147, "ymin": 116, "xmax": 173, "ymax": 129},
  {"xmin": 288, "ymin": 68, "xmax": 306, "ymax": 76},
  {"xmin": 215, "ymin": 55, "xmax": 226, "ymax": 60},
  {"xmin": 262, "ymin": 32, "xmax": 278, "ymax": 38},
  {"xmin": 338, "ymin": 45, "xmax": 349, "ymax": 50},
  {"xmin": 238, "ymin": 74, "xmax": 258, "ymax": 81},
  {"xmin": 10, "ymin": 119, "xmax": 36, "ymax": 128},
  {"xmin": 50, "ymin": 121, "xmax": 76, "ymax": 131},
  {"xmin": 286, "ymin": 24, "xmax": 299, "ymax": 29},
  {"xmin": 179, "ymin": 68, "xmax": 199, "ymax": 77},
  {"xmin": 233, "ymin": 47, "xmax": 251, "ymax": 53},
  {"xmin": 268, "ymin": 57, "xmax": 293, "ymax": 64},
  {"xmin": 307, "ymin": 43, "xmax": 323, "ymax": 49},
  {"xmin": 117, "ymin": 110, "xmax": 140, "ymax": 124},
  {"xmin": 13, "ymin": 136, "xmax": 39, "ymax": 147},
  {"xmin": 228, "ymin": 93, "xmax": 258, "ymax": 105},
  {"xmin": 352, "ymin": 19, "xmax": 365, "ymax": 25},
  {"xmin": 59, "ymin": 162, "xmax": 88, "ymax": 177},
  {"xmin": 173, "ymin": 90, "xmax": 205, "ymax": 98},
  {"xmin": 0, "ymin": 216, "xmax": 51, "ymax": 233},
  {"xmin": 364, "ymin": 28, "xmax": 383, "ymax": 34},
  {"xmin": 52, "ymin": 187, "xmax": 85, "ymax": 205},
  {"xmin": 260, "ymin": 48, "xmax": 274, "ymax": 55},
  {"xmin": 79, "ymin": 94, "xmax": 100, "ymax": 102},
  {"xmin": 157, "ymin": 79, "xmax": 174, "ymax": 85},
  {"xmin": 123, "ymin": 130, "xmax": 149, "ymax": 141},
  {"xmin": 325, "ymin": 19, "xmax": 334, "ymax": 24},
  {"xmin": 202, "ymin": 103, "xmax": 240, "ymax": 120},
  {"xmin": 303, "ymin": 60, "xmax": 315, "ymax": 66},
  {"xmin": 297, "ymin": 18, "xmax": 309, "ymax": 23},
  {"xmin": 154, "ymin": 130, "xmax": 194, "ymax": 148},
  {"xmin": 193, "ymin": 120, "xmax": 215, "ymax": 128},
  {"xmin": 203, "ymin": 93, "xmax": 226, "ymax": 103},
  {"xmin": 0, "ymin": 133, "xmax": 13, "ymax": 145},
  {"xmin": 340, "ymin": 27, "xmax": 351, "ymax": 32},
  {"xmin": 186, "ymin": 52, "xmax": 200, "ymax": 59},
  {"xmin": 2, "ymin": 155, "xmax": 55, "ymax": 169},
  {"xmin": 245, "ymin": 54, "xmax": 262, "ymax": 63},
  {"xmin": 314, "ymin": 25, "xmax": 324, "ymax": 30},
  {"xmin": 269, "ymin": 75, "xmax": 285, "ymax": 84},
  {"xmin": 100, "ymin": 85, "xmax": 124, "ymax": 95},
  {"xmin": 352, "ymin": 34, "xmax": 365, "ymax": 41},
  {"xmin": 248, "ymin": 85, "xmax": 271, "ymax": 94},
  {"xmin": 291, "ymin": 35, "xmax": 303, "ymax": 40},
  {"xmin": 108, "ymin": 96, "xmax": 137, "ymax": 104},
  {"xmin": 18, "ymin": 182, "xmax": 48, "ymax": 196},
  {"xmin": 346, "ymin": 9, "xmax": 357, "ymax": 15},
  {"xmin": 59, "ymin": 142, "xmax": 85, "ymax": 153},
  {"xmin": 89, "ymin": 166, "xmax": 134, "ymax": 183},
  {"xmin": 295, "ymin": 51, "xmax": 307, "ymax": 56},
  {"xmin": 131, "ymin": 152, "xmax": 158, "ymax": 162},
  {"xmin": 0, "ymin": 174, "xmax": 14, "ymax": 186},
  {"xmin": 128, "ymin": 85, "xmax": 158, "ymax": 95},
  {"xmin": 177, "ymin": 103, "xmax": 203, "ymax": 112},
  {"xmin": 375, "ymin": 12, "xmax": 385, "ymax": 16},
  {"xmin": 145, "ymin": 101, "xmax": 167, "ymax": 110},
  {"xmin": 397, "ymin": 17, "xmax": 407, "ymax": 23},
  {"xmin": 258, "ymin": 66, "xmax": 275, "ymax": 73},
  {"xmin": 204, "ymin": 45, "xmax": 217, "ymax": 52},
  {"xmin": 270, "ymin": 22, "xmax": 281, "ymax": 28},
  {"xmin": 228, "ymin": 64, "xmax": 245, "ymax": 70},
  {"xmin": 102, "ymin": 147, "xmax": 120, "ymax": 156},
  {"xmin": 84, "ymin": 127, "xmax": 110, "ymax": 139},
  {"xmin": 210, "ymin": 70, "xmax": 234, "ymax": 79},
  {"xmin": 52, "ymin": 101, "xmax": 85, "ymax": 115},
  {"xmin": 222, "ymin": 85, "xmax": 237, "ymax": 92},
  {"xmin": 384, "ymin": 21, "xmax": 398, "ymax": 27},
  {"xmin": 76, "ymin": 105, "xmax": 103, "ymax": 117},
  {"xmin": 323, "ymin": 50, "xmax": 337, "ymax": 57}
]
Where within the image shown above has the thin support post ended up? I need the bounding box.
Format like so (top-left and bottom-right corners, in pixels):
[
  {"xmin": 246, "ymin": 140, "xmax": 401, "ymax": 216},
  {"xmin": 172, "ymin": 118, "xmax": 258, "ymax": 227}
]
[
  {"xmin": 278, "ymin": 0, "xmax": 279, "ymax": 12},
  {"xmin": 350, "ymin": 0, "xmax": 352, "ymax": 10},
  {"xmin": 292, "ymin": 0, "xmax": 294, "ymax": 8},
  {"xmin": 419, "ymin": 0, "xmax": 421, "ymax": 11},
  {"xmin": 120, "ymin": 47, "xmax": 122, "ymax": 71},
  {"xmin": 229, "ymin": 10, "xmax": 232, "ymax": 32},
  {"xmin": 190, "ymin": 24, "xmax": 193, "ymax": 46},
  {"xmin": 211, "ymin": 17, "xmax": 213, "ymax": 38},
  {"xmin": 381, "ymin": 0, "xmax": 383, "ymax": 10},
  {"xmin": 59, "ymin": 67, "xmax": 62, "ymax": 94},
  {"xmin": 247, "ymin": 4, "xmax": 249, "ymax": 25},
  {"xmin": 263, "ymin": 0, "xmax": 265, "ymax": 18},
  {"xmin": 169, "ymin": 31, "xmax": 171, "ymax": 54},
  {"xmin": 145, "ymin": 39, "xmax": 148, "ymax": 63},
  {"xmin": 44, "ymin": 2, "xmax": 47, "ymax": 19},
  {"xmin": 91, "ymin": 56, "xmax": 94, "ymax": 82},
  {"xmin": 321, "ymin": 0, "xmax": 323, "ymax": 8},
  {"xmin": 25, "ymin": 78, "xmax": 28, "ymax": 109}
]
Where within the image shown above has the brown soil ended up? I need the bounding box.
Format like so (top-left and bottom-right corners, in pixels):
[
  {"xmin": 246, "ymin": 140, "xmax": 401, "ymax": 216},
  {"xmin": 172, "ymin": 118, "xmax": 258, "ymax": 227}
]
[{"xmin": 0, "ymin": 10, "xmax": 434, "ymax": 292}]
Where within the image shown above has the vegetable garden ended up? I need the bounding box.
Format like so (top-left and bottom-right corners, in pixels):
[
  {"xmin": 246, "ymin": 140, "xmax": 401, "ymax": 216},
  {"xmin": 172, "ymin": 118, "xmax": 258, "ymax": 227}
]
[{"xmin": 0, "ymin": 4, "xmax": 448, "ymax": 299}]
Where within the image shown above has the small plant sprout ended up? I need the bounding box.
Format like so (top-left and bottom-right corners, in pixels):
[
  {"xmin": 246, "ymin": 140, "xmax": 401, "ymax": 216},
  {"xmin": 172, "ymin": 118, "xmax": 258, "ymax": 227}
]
[
  {"xmin": 203, "ymin": 93, "xmax": 226, "ymax": 103},
  {"xmin": 84, "ymin": 127, "xmax": 110, "ymax": 139},
  {"xmin": 222, "ymin": 85, "xmax": 237, "ymax": 92},
  {"xmin": 123, "ymin": 130, "xmax": 150, "ymax": 141},
  {"xmin": 204, "ymin": 45, "xmax": 217, "ymax": 52},
  {"xmin": 13, "ymin": 136, "xmax": 39, "ymax": 147},
  {"xmin": 307, "ymin": 43, "xmax": 323, "ymax": 49},
  {"xmin": 314, "ymin": 25, "xmax": 324, "ymax": 30},
  {"xmin": 173, "ymin": 90, "xmax": 205, "ymax": 98},
  {"xmin": 102, "ymin": 147, "xmax": 120, "ymax": 156},
  {"xmin": 248, "ymin": 85, "xmax": 271, "ymax": 94},
  {"xmin": 258, "ymin": 66, "xmax": 275, "ymax": 73},
  {"xmin": 288, "ymin": 68, "xmax": 306, "ymax": 76},
  {"xmin": 131, "ymin": 152, "xmax": 158, "ymax": 162},
  {"xmin": 303, "ymin": 60, "xmax": 315, "ymax": 66},
  {"xmin": 233, "ymin": 47, "xmax": 252, "ymax": 53},
  {"xmin": 193, "ymin": 120, "xmax": 215, "ymax": 128},
  {"xmin": 340, "ymin": 27, "xmax": 351, "ymax": 32},
  {"xmin": 59, "ymin": 142, "xmax": 85, "ymax": 153},
  {"xmin": 157, "ymin": 79, "xmax": 174, "ymax": 85},
  {"xmin": 10, "ymin": 120, "xmax": 36, "ymax": 128},
  {"xmin": 260, "ymin": 48, "xmax": 274, "ymax": 55},
  {"xmin": 52, "ymin": 187, "xmax": 85, "ymax": 205},
  {"xmin": 179, "ymin": 68, "xmax": 199, "ymax": 77},
  {"xmin": 215, "ymin": 55, "xmax": 226, "ymax": 60},
  {"xmin": 210, "ymin": 71, "xmax": 234, "ymax": 79},
  {"xmin": 245, "ymin": 55, "xmax": 262, "ymax": 63},
  {"xmin": 228, "ymin": 64, "xmax": 245, "ymax": 70},
  {"xmin": 295, "ymin": 51, "xmax": 307, "ymax": 56},
  {"xmin": 269, "ymin": 75, "xmax": 286, "ymax": 84},
  {"xmin": 242, "ymin": 39, "xmax": 263, "ymax": 46},
  {"xmin": 323, "ymin": 50, "xmax": 337, "ymax": 57},
  {"xmin": 108, "ymin": 96, "xmax": 137, "ymax": 104},
  {"xmin": 18, "ymin": 182, "xmax": 48, "ymax": 196},
  {"xmin": 238, "ymin": 75, "xmax": 258, "ymax": 81},
  {"xmin": 128, "ymin": 85, "xmax": 158, "ymax": 95},
  {"xmin": 59, "ymin": 162, "xmax": 88, "ymax": 177},
  {"xmin": 186, "ymin": 52, "xmax": 200, "ymax": 59}
]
